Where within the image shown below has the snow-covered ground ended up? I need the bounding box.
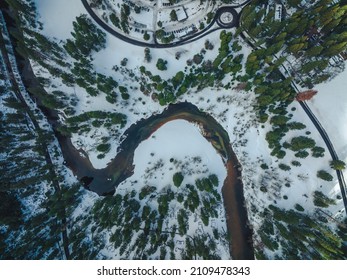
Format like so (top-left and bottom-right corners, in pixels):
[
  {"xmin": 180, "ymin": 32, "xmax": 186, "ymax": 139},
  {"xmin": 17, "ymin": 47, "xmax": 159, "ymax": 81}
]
[
  {"xmin": 310, "ymin": 64, "xmax": 347, "ymax": 162},
  {"xmin": 108, "ymin": 119, "xmax": 230, "ymax": 259},
  {"xmin": 35, "ymin": 0, "xmax": 85, "ymax": 40},
  {"xmin": 309, "ymin": 64, "xmax": 347, "ymax": 217},
  {"xmin": 131, "ymin": 119, "xmax": 227, "ymax": 183}
]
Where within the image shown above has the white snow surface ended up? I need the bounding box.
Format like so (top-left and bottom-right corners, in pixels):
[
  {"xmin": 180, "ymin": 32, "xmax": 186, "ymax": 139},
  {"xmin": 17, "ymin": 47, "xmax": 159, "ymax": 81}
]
[
  {"xmin": 310, "ymin": 64, "xmax": 347, "ymax": 162},
  {"xmin": 35, "ymin": 0, "xmax": 85, "ymax": 40},
  {"xmin": 132, "ymin": 119, "xmax": 227, "ymax": 185}
]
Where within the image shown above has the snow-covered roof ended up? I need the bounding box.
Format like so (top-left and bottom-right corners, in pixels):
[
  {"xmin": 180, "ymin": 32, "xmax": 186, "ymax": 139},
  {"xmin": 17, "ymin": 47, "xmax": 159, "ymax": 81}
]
[{"xmin": 274, "ymin": 4, "xmax": 283, "ymax": 21}]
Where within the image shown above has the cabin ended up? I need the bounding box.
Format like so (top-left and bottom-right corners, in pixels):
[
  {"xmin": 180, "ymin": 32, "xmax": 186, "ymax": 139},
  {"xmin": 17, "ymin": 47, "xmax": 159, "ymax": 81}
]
[{"xmin": 274, "ymin": 4, "xmax": 283, "ymax": 22}]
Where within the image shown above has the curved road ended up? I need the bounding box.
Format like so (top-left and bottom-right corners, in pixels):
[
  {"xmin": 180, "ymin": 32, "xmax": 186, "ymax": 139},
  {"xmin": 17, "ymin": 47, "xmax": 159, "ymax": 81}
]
[
  {"xmin": 276, "ymin": 51, "xmax": 347, "ymax": 215},
  {"xmin": 296, "ymin": 90, "xmax": 347, "ymax": 213},
  {"xmin": 81, "ymin": 0, "xmax": 239, "ymax": 48},
  {"xmin": 240, "ymin": 26, "xmax": 347, "ymax": 214}
]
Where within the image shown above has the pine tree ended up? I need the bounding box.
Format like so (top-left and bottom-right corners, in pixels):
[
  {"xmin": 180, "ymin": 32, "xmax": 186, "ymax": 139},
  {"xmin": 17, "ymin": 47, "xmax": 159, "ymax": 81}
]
[{"xmin": 330, "ymin": 160, "xmax": 346, "ymax": 170}]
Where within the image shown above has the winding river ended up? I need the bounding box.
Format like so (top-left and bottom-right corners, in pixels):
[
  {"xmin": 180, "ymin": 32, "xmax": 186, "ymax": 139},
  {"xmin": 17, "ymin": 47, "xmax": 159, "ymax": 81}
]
[
  {"xmin": 1, "ymin": 2, "xmax": 254, "ymax": 260},
  {"xmin": 60, "ymin": 102, "xmax": 254, "ymax": 260}
]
